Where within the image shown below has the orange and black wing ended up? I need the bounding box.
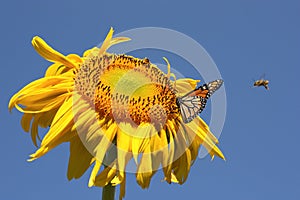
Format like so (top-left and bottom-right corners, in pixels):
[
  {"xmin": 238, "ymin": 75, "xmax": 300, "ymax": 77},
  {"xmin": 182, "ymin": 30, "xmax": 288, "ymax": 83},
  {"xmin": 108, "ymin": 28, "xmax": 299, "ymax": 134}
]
[{"xmin": 176, "ymin": 79, "xmax": 223, "ymax": 123}]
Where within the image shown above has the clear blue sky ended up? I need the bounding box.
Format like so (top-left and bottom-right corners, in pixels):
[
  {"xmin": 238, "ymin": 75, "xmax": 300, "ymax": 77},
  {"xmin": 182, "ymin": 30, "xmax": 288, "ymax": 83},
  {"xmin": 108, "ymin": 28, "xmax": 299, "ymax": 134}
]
[{"xmin": 1, "ymin": 0, "xmax": 299, "ymax": 200}]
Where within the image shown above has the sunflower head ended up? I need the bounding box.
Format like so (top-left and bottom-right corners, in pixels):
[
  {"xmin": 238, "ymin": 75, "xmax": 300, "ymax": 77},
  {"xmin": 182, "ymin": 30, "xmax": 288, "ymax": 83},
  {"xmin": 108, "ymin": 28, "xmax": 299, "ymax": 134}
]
[
  {"xmin": 75, "ymin": 49, "xmax": 179, "ymax": 129},
  {"xmin": 9, "ymin": 27, "xmax": 224, "ymax": 200}
]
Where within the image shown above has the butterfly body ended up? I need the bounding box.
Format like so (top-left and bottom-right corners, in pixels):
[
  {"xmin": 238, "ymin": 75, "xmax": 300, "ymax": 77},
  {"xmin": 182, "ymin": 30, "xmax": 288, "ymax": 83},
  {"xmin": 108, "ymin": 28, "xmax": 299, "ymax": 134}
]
[{"xmin": 176, "ymin": 79, "xmax": 223, "ymax": 123}]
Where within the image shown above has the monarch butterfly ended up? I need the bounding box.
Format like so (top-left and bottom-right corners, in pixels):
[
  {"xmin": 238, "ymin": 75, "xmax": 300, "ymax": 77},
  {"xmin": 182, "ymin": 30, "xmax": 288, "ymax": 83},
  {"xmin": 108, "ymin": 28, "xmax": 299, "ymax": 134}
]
[{"xmin": 176, "ymin": 79, "xmax": 223, "ymax": 123}]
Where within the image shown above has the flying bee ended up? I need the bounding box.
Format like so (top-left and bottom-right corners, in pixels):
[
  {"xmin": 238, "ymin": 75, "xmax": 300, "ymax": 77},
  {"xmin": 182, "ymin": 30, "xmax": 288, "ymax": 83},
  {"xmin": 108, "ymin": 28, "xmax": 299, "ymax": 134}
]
[{"xmin": 253, "ymin": 74, "xmax": 269, "ymax": 90}]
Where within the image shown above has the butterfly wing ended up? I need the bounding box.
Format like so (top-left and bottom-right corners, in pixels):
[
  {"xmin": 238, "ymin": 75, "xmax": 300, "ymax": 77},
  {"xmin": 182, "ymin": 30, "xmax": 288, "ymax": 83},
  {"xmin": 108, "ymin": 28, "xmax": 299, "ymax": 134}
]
[
  {"xmin": 177, "ymin": 79, "xmax": 223, "ymax": 123},
  {"xmin": 205, "ymin": 79, "xmax": 224, "ymax": 96},
  {"xmin": 176, "ymin": 95, "xmax": 207, "ymax": 123}
]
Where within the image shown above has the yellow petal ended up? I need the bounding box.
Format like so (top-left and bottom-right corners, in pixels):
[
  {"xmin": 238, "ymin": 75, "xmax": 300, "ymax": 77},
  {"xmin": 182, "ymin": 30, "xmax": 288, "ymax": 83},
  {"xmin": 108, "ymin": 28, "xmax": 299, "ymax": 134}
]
[
  {"xmin": 131, "ymin": 123, "xmax": 154, "ymax": 163},
  {"xmin": 119, "ymin": 173, "xmax": 126, "ymax": 200},
  {"xmin": 176, "ymin": 78, "xmax": 200, "ymax": 94},
  {"xmin": 136, "ymin": 144, "xmax": 156, "ymax": 188},
  {"xmin": 88, "ymin": 160, "xmax": 101, "ymax": 187},
  {"xmin": 30, "ymin": 115, "xmax": 40, "ymax": 146},
  {"xmin": 98, "ymin": 27, "xmax": 114, "ymax": 55},
  {"xmin": 32, "ymin": 36, "xmax": 78, "ymax": 69},
  {"xmin": 170, "ymin": 173, "xmax": 179, "ymax": 183},
  {"xmin": 186, "ymin": 121, "xmax": 225, "ymax": 160},
  {"xmin": 194, "ymin": 116, "xmax": 219, "ymax": 144},
  {"xmin": 94, "ymin": 164, "xmax": 117, "ymax": 187},
  {"xmin": 28, "ymin": 98, "xmax": 75, "ymax": 161},
  {"xmin": 67, "ymin": 135, "xmax": 93, "ymax": 180},
  {"xmin": 45, "ymin": 63, "xmax": 69, "ymax": 77},
  {"xmin": 9, "ymin": 76, "xmax": 71, "ymax": 112},
  {"xmin": 172, "ymin": 149, "xmax": 191, "ymax": 184},
  {"xmin": 162, "ymin": 130, "xmax": 175, "ymax": 183},
  {"xmin": 37, "ymin": 109, "xmax": 57, "ymax": 128},
  {"xmin": 21, "ymin": 113, "xmax": 33, "ymax": 132},
  {"xmin": 112, "ymin": 128, "xmax": 133, "ymax": 186},
  {"xmin": 94, "ymin": 123, "xmax": 118, "ymax": 162},
  {"xmin": 109, "ymin": 37, "xmax": 131, "ymax": 48}
]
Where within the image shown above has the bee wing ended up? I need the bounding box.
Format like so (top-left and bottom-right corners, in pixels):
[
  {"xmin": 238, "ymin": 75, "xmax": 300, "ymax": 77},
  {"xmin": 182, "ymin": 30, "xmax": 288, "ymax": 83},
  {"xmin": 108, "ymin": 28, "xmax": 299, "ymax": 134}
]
[{"xmin": 259, "ymin": 73, "xmax": 266, "ymax": 80}]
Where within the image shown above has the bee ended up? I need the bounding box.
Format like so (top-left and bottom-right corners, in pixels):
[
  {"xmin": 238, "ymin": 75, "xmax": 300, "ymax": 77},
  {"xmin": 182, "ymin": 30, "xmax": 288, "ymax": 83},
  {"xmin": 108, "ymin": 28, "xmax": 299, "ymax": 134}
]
[{"xmin": 253, "ymin": 74, "xmax": 269, "ymax": 90}]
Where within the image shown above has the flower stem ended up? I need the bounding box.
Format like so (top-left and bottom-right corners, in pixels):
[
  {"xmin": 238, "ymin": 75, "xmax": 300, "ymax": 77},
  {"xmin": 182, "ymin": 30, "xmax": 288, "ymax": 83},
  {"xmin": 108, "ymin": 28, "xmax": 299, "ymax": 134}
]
[
  {"xmin": 102, "ymin": 183, "xmax": 116, "ymax": 200},
  {"xmin": 102, "ymin": 145, "xmax": 117, "ymax": 200}
]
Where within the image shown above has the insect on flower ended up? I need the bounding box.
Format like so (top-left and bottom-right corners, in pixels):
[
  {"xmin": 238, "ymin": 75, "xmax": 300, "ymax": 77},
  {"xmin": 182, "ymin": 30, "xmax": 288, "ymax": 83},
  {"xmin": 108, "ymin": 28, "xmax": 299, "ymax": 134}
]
[{"xmin": 176, "ymin": 79, "xmax": 223, "ymax": 123}]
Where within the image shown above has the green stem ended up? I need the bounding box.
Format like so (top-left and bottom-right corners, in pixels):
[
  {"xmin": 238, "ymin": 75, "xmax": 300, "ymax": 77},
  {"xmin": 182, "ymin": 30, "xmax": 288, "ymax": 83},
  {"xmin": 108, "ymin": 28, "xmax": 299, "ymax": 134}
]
[
  {"xmin": 102, "ymin": 183, "xmax": 116, "ymax": 200},
  {"xmin": 102, "ymin": 145, "xmax": 117, "ymax": 200}
]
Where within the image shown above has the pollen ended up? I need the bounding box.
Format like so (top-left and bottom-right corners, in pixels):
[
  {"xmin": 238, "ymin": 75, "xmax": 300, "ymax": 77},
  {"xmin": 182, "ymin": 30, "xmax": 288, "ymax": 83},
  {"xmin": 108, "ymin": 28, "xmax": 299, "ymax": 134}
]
[{"xmin": 74, "ymin": 52, "xmax": 179, "ymax": 130}]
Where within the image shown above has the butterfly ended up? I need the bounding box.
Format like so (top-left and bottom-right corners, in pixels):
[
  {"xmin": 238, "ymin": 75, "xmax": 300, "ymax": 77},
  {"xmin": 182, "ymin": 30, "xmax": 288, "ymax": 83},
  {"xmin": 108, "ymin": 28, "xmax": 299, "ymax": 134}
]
[{"xmin": 176, "ymin": 79, "xmax": 223, "ymax": 123}]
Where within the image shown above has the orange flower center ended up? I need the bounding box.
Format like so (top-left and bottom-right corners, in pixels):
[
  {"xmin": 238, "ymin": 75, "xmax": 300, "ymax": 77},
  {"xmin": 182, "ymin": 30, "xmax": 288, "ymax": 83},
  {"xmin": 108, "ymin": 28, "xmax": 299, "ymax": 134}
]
[{"xmin": 75, "ymin": 52, "xmax": 179, "ymax": 130}]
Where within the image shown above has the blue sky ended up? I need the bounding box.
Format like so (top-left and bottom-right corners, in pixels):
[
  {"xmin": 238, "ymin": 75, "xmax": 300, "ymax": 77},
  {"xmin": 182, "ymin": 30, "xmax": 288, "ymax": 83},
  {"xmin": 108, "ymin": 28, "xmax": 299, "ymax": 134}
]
[{"xmin": 1, "ymin": 0, "xmax": 300, "ymax": 200}]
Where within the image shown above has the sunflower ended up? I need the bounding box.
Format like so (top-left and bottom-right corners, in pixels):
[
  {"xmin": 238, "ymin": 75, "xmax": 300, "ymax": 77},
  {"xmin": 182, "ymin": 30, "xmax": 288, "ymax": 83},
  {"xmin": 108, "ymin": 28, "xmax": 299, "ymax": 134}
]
[{"xmin": 9, "ymin": 28, "xmax": 225, "ymax": 200}]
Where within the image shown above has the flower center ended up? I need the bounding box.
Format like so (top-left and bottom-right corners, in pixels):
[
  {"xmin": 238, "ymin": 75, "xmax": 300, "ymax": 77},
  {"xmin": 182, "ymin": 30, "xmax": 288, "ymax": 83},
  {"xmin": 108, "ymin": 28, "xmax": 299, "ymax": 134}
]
[{"xmin": 75, "ymin": 52, "xmax": 179, "ymax": 130}]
